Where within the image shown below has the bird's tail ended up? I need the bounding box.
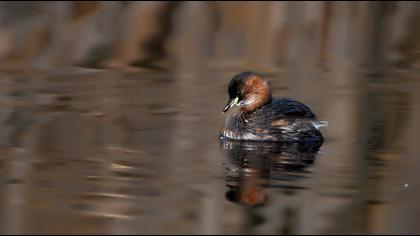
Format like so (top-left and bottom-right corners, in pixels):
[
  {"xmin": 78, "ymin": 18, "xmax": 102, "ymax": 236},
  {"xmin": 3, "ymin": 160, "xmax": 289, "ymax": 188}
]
[{"xmin": 311, "ymin": 120, "xmax": 328, "ymax": 130}]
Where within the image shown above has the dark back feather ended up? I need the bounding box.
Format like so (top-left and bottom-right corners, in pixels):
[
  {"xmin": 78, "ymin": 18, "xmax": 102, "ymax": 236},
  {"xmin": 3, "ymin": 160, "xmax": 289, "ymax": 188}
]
[{"xmin": 247, "ymin": 98, "xmax": 316, "ymax": 125}]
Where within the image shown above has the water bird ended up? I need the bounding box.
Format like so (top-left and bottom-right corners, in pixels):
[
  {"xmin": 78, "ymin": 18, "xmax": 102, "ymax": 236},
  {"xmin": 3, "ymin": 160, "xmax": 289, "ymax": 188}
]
[{"xmin": 221, "ymin": 71, "xmax": 326, "ymax": 142}]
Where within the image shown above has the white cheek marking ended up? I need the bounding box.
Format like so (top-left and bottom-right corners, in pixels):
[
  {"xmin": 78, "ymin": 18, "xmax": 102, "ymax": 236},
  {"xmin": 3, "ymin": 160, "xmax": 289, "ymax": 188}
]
[
  {"xmin": 244, "ymin": 96, "xmax": 257, "ymax": 106},
  {"xmin": 236, "ymin": 101, "xmax": 245, "ymax": 107},
  {"xmin": 236, "ymin": 96, "xmax": 257, "ymax": 108}
]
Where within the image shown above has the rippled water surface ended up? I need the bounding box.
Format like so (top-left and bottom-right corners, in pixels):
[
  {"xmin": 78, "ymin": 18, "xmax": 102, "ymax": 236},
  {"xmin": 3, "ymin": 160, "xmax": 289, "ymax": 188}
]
[{"xmin": 0, "ymin": 65, "xmax": 419, "ymax": 234}]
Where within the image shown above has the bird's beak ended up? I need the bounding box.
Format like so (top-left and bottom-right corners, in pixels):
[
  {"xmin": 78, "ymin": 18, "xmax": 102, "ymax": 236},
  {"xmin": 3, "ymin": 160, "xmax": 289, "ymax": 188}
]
[{"xmin": 223, "ymin": 97, "xmax": 239, "ymax": 113}]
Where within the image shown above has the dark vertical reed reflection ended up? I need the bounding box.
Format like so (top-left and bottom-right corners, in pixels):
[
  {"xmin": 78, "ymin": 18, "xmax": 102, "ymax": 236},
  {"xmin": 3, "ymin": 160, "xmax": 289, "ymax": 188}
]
[{"xmin": 130, "ymin": 2, "xmax": 181, "ymax": 69}]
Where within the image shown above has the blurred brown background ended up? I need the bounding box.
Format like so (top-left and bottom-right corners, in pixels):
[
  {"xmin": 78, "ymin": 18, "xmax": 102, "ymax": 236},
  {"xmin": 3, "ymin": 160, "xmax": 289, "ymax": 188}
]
[{"xmin": 0, "ymin": 1, "xmax": 418, "ymax": 70}]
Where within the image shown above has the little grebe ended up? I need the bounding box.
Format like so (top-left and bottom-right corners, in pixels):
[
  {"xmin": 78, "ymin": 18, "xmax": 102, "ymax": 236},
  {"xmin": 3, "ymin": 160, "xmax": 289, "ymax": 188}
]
[{"xmin": 221, "ymin": 71, "xmax": 326, "ymax": 142}]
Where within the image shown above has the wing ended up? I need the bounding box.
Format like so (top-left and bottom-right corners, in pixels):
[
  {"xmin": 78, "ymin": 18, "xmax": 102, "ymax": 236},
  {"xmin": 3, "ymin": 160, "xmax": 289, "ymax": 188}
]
[
  {"xmin": 275, "ymin": 98, "xmax": 315, "ymax": 118},
  {"xmin": 251, "ymin": 98, "xmax": 316, "ymax": 123}
]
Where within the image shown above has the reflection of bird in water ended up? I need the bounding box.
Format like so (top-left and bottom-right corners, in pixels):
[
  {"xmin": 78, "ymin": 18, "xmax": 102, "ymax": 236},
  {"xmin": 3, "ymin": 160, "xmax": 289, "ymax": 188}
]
[{"xmin": 221, "ymin": 139, "xmax": 322, "ymax": 206}]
